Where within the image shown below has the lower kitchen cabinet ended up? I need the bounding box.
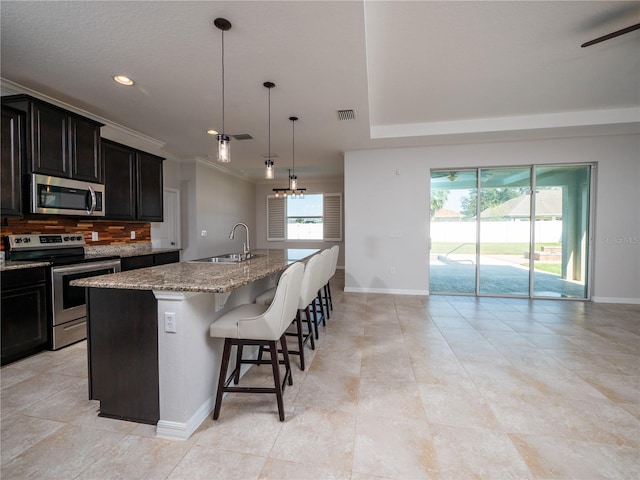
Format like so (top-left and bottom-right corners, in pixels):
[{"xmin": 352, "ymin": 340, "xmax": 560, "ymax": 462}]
[
  {"xmin": 1, "ymin": 268, "xmax": 49, "ymax": 365},
  {"xmin": 120, "ymin": 250, "xmax": 180, "ymax": 271},
  {"xmin": 87, "ymin": 288, "xmax": 159, "ymax": 423}
]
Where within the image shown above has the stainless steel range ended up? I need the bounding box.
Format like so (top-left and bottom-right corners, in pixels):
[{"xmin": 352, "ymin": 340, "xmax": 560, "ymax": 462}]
[{"xmin": 5, "ymin": 234, "xmax": 121, "ymax": 349}]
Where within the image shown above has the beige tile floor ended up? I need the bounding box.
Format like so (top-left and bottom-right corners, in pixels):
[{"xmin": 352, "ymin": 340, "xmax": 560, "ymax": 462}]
[{"xmin": 2, "ymin": 270, "xmax": 639, "ymax": 479}]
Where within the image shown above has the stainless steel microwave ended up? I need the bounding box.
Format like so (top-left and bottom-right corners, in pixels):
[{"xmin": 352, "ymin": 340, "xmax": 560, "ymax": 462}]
[{"xmin": 30, "ymin": 173, "xmax": 105, "ymax": 217}]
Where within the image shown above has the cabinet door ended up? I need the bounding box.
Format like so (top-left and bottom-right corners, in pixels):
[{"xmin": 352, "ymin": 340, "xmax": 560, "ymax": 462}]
[
  {"xmin": 120, "ymin": 255, "xmax": 154, "ymax": 271},
  {"xmin": 153, "ymin": 251, "xmax": 180, "ymax": 266},
  {"xmin": 1, "ymin": 107, "xmax": 23, "ymax": 216},
  {"xmin": 29, "ymin": 102, "xmax": 69, "ymax": 176},
  {"xmin": 70, "ymin": 116, "xmax": 102, "ymax": 183},
  {"xmin": 137, "ymin": 152, "xmax": 164, "ymax": 222},
  {"xmin": 1, "ymin": 270, "xmax": 49, "ymax": 366},
  {"xmin": 102, "ymin": 140, "xmax": 136, "ymax": 220}
]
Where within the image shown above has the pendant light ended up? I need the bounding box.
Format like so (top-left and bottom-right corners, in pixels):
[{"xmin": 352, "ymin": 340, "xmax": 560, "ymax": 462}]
[
  {"xmin": 273, "ymin": 116, "xmax": 306, "ymax": 198},
  {"xmin": 214, "ymin": 17, "xmax": 231, "ymax": 163},
  {"xmin": 289, "ymin": 116, "xmax": 298, "ymax": 191},
  {"xmin": 264, "ymin": 81, "xmax": 275, "ymax": 179}
]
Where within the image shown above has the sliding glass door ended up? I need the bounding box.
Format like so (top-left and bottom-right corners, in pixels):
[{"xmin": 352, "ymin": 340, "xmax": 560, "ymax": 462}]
[
  {"xmin": 532, "ymin": 165, "xmax": 591, "ymax": 298},
  {"xmin": 478, "ymin": 168, "xmax": 531, "ymax": 295},
  {"xmin": 429, "ymin": 165, "xmax": 592, "ymax": 299},
  {"xmin": 429, "ymin": 170, "xmax": 477, "ymax": 294}
]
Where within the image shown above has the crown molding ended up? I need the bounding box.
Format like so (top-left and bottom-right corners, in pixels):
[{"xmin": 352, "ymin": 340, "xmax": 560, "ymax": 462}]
[{"xmin": 1, "ymin": 78, "xmax": 166, "ymax": 153}]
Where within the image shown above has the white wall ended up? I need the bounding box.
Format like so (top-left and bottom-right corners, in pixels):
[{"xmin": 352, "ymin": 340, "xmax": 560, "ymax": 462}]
[
  {"xmin": 254, "ymin": 178, "xmax": 345, "ymax": 267},
  {"xmin": 344, "ymin": 134, "xmax": 640, "ymax": 303},
  {"xmin": 171, "ymin": 159, "xmax": 256, "ymax": 261}
]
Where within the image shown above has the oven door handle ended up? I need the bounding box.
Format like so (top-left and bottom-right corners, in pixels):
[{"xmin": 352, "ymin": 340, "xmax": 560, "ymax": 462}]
[
  {"xmin": 52, "ymin": 260, "xmax": 121, "ymax": 275},
  {"xmin": 86, "ymin": 185, "xmax": 97, "ymax": 216}
]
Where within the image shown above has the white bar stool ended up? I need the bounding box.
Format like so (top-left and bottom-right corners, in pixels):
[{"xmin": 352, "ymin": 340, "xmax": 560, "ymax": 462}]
[{"xmin": 209, "ymin": 262, "xmax": 305, "ymax": 421}]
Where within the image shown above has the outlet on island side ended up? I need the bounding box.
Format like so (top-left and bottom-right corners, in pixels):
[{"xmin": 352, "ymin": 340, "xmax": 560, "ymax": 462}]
[{"xmin": 164, "ymin": 312, "xmax": 176, "ymax": 333}]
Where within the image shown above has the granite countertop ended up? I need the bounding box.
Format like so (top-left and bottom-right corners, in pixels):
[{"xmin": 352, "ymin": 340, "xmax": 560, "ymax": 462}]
[
  {"xmin": 70, "ymin": 249, "xmax": 318, "ymax": 293},
  {"xmin": 0, "ymin": 260, "xmax": 51, "ymax": 272}
]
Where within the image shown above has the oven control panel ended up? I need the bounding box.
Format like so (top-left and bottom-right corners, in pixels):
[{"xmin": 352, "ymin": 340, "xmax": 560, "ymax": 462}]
[{"xmin": 5, "ymin": 234, "xmax": 86, "ymax": 251}]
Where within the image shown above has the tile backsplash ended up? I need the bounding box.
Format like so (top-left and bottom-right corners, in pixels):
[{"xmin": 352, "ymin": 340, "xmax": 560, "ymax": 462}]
[{"xmin": 0, "ymin": 216, "xmax": 151, "ymax": 251}]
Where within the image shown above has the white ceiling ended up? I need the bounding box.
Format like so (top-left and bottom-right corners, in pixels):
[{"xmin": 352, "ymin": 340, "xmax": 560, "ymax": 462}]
[{"xmin": 1, "ymin": 1, "xmax": 639, "ymax": 183}]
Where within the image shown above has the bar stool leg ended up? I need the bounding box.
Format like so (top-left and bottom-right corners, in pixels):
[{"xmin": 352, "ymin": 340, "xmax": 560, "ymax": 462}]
[
  {"xmin": 269, "ymin": 339, "xmax": 285, "ymax": 421},
  {"xmin": 234, "ymin": 344, "xmax": 243, "ymax": 384},
  {"xmin": 280, "ymin": 333, "xmax": 293, "ymax": 387},
  {"xmin": 213, "ymin": 338, "xmax": 232, "ymax": 420},
  {"xmin": 304, "ymin": 305, "xmax": 316, "ymax": 350},
  {"xmin": 295, "ymin": 312, "xmax": 306, "ymax": 371}
]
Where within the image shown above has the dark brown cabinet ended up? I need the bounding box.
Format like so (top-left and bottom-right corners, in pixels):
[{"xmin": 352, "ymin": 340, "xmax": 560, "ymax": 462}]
[
  {"xmin": 87, "ymin": 288, "xmax": 159, "ymax": 423},
  {"xmin": 137, "ymin": 152, "xmax": 164, "ymax": 221},
  {"xmin": 1, "ymin": 94, "xmax": 103, "ymax": 183},
  {"xmin": 120, "ymin": 251, "xmax": 180, "ymax": 271},
  {"xmin": 1, "ymin": 106, "xmax": 24, "ymax": 217},
  {"xmin": 1, "ymin": 267, "xmax": 49, "ymax": 366},
  {"xmin": 102, "ymin": 139, "xmax": 164, "ymax": 221}
]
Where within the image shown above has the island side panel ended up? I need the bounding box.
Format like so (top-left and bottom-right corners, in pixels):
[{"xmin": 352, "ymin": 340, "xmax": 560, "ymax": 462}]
[{"xmin": 87, "ymin": 288, "xmax": 159, "ymax": 424}]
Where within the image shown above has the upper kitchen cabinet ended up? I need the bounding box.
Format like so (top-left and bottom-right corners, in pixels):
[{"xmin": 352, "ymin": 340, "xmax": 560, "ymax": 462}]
[
  {"xmin": 102, "ymin": 139, "xmax": 164, "ymax": 222},
  {"xmin": 1, "ymin": 106, "xmax": 24, "ymax": 217},
  {"xmin": 1, "ymin": 94, "xmax": 103, "ymax": 183},
  {"xmin": 137, "ymin": 151, "xmax": 164, "ymax": 222}
]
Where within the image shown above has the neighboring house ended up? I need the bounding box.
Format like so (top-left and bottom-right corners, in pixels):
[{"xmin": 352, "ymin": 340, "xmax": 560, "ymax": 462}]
[
  {"xmin": 432, "ymin": 208, "xmax": 464, "ymax": 222},
  {"xmin": 480, "ymin": 189, "xmax": 562, "ymax": 221}
]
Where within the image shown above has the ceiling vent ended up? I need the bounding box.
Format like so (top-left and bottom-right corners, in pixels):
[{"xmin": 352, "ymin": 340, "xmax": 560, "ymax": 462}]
[
  {"xmin": 337, "ymin": 109, "xmax": 356, "ymax": 121},
  {"xmin": 232, "ymin": 133, "xmax": 253, "ymax": 140}
]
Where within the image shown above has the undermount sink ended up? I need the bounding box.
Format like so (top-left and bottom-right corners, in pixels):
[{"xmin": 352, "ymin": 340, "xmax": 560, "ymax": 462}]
[{"xmin": 191, "ymin": 252, "xmax": 260, "ymax": 263}]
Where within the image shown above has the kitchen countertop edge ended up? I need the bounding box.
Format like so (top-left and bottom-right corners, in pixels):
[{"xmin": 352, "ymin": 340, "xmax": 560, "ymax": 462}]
[{"xmin": 70, "ymin": 249, "xmax": 318, "ymax": 294}]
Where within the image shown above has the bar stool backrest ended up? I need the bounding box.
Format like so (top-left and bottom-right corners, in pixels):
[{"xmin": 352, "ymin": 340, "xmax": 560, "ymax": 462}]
[
  {"xmin": 299, "ymin": 254, "xmax": 322, "ymax": 309},
  {"xmin": 237, "ymin": 262, "xmax": 304, "ymax": 341},
  {"xmin": 329, "ymin": 245, "xmax": 339, "ymax": 277},
  {"xmin": 319, "ymin": 249, "xmax": 333, "ymax": 285}
]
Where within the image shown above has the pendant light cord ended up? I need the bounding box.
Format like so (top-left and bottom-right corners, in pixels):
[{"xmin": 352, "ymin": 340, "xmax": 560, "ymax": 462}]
[
  {"xmin": 221, "ymin": 29, "xmax": 225, "ymax": 134},
  {"xmin": 291, "ymin": 119, "xmax": 295, "ymax": 177},
  {"xmin": 268, "ymin": 86, "xmax": 271, "ymax": 159}
]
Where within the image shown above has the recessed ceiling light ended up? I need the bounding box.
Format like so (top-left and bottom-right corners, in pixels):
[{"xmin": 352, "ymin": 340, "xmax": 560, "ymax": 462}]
[
  {"xmin": 113, "ymin": 75, "xmax": 134, "ymax": 86},
  {"xmin": 207, "ymin": 129, "xmax": 218, "ymax": 135}
]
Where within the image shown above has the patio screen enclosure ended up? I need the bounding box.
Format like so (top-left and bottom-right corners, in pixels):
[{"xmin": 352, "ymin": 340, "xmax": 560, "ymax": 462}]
[{"xmin": 429, "ymin": 165, "xmax": 593, "ymax": 299}]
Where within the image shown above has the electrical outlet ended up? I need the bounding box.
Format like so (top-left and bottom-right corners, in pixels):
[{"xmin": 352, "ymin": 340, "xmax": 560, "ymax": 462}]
[
  {"xmin": 201, "ymin": 230, "xmax": 208, "ymax": 237},
  {"xmin": 390, "ymin": 266, "xmax": 396, "ymax": 274},
  {"xmin": 91, "ymin": 231, "xmax": 98, "ymax": 241},
  {"xmin": 164, "ymin": 312, "xmax": 176, "ymax": 333},
  {"xmin": 130, "ymin": 231, "xmax": 136, "ymax": 239}
]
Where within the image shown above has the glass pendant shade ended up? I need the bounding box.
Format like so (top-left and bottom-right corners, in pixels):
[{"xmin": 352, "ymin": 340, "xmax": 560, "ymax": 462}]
[
  {"xmin": 265, "ymin": 159, "xmax": 274, "ymax": 179},
  {"xmin": 290, "ymin": 175, "xmax": 297, "ymax": 190},
  {"xmin": 217, "ymin": 134, "xmax": 230, "ymax": 163}
]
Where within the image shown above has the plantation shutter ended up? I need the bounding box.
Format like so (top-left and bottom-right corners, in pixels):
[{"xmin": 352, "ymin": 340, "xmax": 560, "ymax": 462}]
[
  {"xmin": 323, "ymin": 193, "xmax": 342, "ymax": 241},
  {"xmin": 267, "ymin": 195, "xmax": 286, "ymax": 241}
]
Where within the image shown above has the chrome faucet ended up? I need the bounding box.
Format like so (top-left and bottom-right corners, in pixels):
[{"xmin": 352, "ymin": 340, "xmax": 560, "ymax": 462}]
[{"xmin": 229, "ymin": 223, "xmax": 251, "ymax": 256}]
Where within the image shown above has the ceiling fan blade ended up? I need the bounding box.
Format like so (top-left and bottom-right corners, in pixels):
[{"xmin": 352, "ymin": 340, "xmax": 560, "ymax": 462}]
[{"xmin": 581, "ymin": 23, "xmax": 640, "ymax": 47}]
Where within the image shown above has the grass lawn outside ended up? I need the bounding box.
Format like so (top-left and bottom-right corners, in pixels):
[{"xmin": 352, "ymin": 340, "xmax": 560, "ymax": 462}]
[{"xmin": 431, "ymin": 242, "xmax": 561, "ymax": 255}]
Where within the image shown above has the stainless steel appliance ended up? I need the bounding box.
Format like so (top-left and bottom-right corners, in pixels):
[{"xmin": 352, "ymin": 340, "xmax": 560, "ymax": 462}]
[
  {"xmin": 5, "ymin": 234, "xmax": 120, "ymax": 349},
  {"xmin": 30, "ymin": 173, "xmax": 105, "ymax": 216}
]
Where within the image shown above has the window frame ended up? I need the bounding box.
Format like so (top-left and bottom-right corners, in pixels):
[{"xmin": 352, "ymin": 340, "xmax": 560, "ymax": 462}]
[{"xmin": 266, "ymin": 192, "xmax": 342, "ymax": 242}]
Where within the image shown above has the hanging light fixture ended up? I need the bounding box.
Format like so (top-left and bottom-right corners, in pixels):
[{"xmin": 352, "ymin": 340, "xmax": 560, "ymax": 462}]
[
  {"xmin": 214, "ymin": 17, "xmax": 231, "ymax": 163},
  {"xmin": 273, "ymin": 116, "xmax": 306, "ymax": 198},
  {"xmin": 264, "ymin": 81, "xmax": 275, "ymax": 179}
]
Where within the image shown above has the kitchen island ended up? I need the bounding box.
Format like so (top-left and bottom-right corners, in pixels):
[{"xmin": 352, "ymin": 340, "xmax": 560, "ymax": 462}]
[{"xmin": 72, "ymin": 248, "xmax": 318, "ymax": 440}]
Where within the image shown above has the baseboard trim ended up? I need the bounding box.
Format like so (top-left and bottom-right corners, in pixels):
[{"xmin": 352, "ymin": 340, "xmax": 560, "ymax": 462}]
[
  {"xmin": 591, "ymin": 296, "xmax": 640, "ymax": 305},
  {"xmin": 344, "ymin": 287, "xmax": 428, "ymax": 296}
]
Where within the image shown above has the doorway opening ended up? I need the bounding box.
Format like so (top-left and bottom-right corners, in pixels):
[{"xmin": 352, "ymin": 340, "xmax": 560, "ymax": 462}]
[{"xmin": 429, "ymin": 165, "xmax": 593, "ymax": 299}]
